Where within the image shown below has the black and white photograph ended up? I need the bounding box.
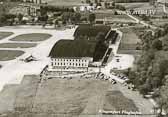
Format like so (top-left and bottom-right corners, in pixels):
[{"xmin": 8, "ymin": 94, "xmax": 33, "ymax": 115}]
[{"xmin": 0, "ymin": 0, "xmax": 168, "ymax": 116}]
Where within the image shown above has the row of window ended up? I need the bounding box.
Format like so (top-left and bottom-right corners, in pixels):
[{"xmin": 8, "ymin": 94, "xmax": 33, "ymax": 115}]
[
  {"xmin": 52, "ymin": 58, "xmax": 88, "ymax": 63},
  {"xmin": 52, "ymin": 62, "xmax": 88, "ymax": 67}
]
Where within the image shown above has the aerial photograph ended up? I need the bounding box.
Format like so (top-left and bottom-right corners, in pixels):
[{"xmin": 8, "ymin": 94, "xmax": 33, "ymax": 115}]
[{"xmin": 0, "ymin": 0, "xmax": 168, "ymax": 117}]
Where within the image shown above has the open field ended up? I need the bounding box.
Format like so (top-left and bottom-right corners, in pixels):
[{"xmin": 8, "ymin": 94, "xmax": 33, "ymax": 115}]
[
  {"xmin": 44, "ymin": 0, "xmax": 83, "ymax": 6},
  {"xmin": 0, "ymin": 50, "xmax": 24, "ymax": 61},
  {"xmin": 33, "ymin": 78, "xmax": 110, "ymax": 115},
  {"xmin": 0, "ymin": 43, "xmax": 37, "ymax": 48},
  {"xmin": 10, "ymin": 33, "xmax": 52, "ymax": 42},
  {"xmin": 94, "ymin": 10, "xmax": 135, "ymax": 23},
  {"xmin": 0, "ymin": 75, "xmax": 156, "ymax": 116},
  {"xmin": 103, "ymin": 90, "xmax": 138, "ymax": 112},
  {"xmin": 96, "ymin": 13, "xmax": 132, "ymax": 20},
  {"xmin": 116, "ymin": 3, "xmax": 153, "ymax": 9},
  {"xmin": 13, "ymin": 76, "xmax": 111, "ymax": 116},
  {"xmin": 96, "ymin": 14, "xmax": 135, "ymax": 23},
  {"xmin": 119, "ymin": 28, "xmax": 141, "ymax": 50},
  {"xmin": 0, "ymin": 32, "xmax": 13, "ymax": 40},
  {"xmin": 151, "ymin": 19, "xmax": 168, "ymax": 27}
]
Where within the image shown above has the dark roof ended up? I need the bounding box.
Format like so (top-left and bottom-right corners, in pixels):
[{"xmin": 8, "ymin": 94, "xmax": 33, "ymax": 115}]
[
  {"xmin": 74, "ymin": 24, "xmax": 111, "ymax": 39},
  {"xmin": 49, "ymin": 40, "xmax": 97, "ymax": 58}
]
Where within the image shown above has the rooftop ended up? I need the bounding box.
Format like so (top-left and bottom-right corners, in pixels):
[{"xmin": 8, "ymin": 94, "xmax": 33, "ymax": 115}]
[
  {"xmin": 49, "ymin": 40, "xmax": 97, "ymax": 58},
  {"xmin": 74, "ymin": 24, "xmax": 111, "ymax": 40}
]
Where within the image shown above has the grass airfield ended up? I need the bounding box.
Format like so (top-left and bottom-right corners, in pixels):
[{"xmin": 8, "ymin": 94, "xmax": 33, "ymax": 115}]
[{"xmin": 0, "ymin": 25, "xmax": 75, "ymax": 91}]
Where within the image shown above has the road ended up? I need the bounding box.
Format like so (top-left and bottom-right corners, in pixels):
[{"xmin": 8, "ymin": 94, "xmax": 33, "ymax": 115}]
[
  {"xmin": 100, "ymin": 29, "xmax": 135, "ymax": 83},
  {"xmin": 117, "ymin": 10, "xmax": 157, "ymax": 29},
  {"xmin": 162, "ymin": 4, "xmax": 168, "ymax": 14}
]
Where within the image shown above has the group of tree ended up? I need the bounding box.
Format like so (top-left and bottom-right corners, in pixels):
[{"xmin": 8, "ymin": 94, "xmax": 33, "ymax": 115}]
[
  {"xmin": 125, "ymin": 24, "xmax": 168, "ymax": 116},
  {"xmin": 61, "ymin": 12, "xmax": 96, "ymax": 25},
  {"xmin": 40, "ymin": 6, "xmax": 75, "ymax": 13}
]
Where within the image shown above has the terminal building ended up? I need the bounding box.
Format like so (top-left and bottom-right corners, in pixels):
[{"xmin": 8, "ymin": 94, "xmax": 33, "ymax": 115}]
[
  {"xmin": 49, "ymin": 40, "xmax": 97, "ymax": 72},
  {"xmin": 48, "ymin": 25, "xmax": 119, "ymax": 72},
  {"xmin": 23, "ymin": 0, "xmax": 42, "ymax": 4}
]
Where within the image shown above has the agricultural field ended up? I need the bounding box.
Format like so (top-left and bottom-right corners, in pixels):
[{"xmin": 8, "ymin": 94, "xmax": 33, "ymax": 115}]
[
  {"xmin": 44, "ymin": 0, "xmax": 83, "ymax": 6},
  {"xmin": 118, "ymin": 27, "xmax": 141, "ymax": 50},
  {"xmin": 116, "ymin": 2, "xmax": 153, "ymax": 9},
  {"xmin": 117, "ymin": 2, "xmax": 165, "ymax": 18},
  {"xmin": 0, "ymin": 43, "xmax": 37, "ymax": 48},
  {"xmin": 10, "ymin": 33, "xmax": 52, "ymax": 42},
  {"xmin": 0, "ymin": 50, "xmax": 24, "ymax": 61},
  {"xmin": 151, "ymin": 19, "xmax": 168, "ymax": 27},
  {"xmin": 94, "ymin": 10, "xmax": 135, "ymax": 23},
  {"xmin": 0, "ymin": 32, "xmax": 13, "ymax": 40},
  {"xmin": 96, "ymin": 13, "xmax": 135, "ymax": 23},
  {"xmin": 118, "ymin": 27, "xmax": 142, "ymax": 66}
]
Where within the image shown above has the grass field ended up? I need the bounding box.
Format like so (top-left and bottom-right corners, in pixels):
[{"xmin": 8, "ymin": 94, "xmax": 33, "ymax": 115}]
[
  {"xmin": 96, "ymin": 14, "xmax": 135, "ymax": 23},
  {"xmin": 103, "ymin": 90, "xmax": 138, "ymax": 112},
  {"xmin": 0, "ymin": 75, "xmax": 156, "ymax": 116},
  {"xmin": 44, "ymin": 0, "xmax": 83, "ymax": 6},
  {"xmin": 119, "ymin": 28, "xmax": 141, "ymax": 50},
  {"xmin": 151, "ymin": 19, "xmax": 168, "ymax": 27},
  {"xmin": 10, "ymin": 33, "xmax": 52, "ymax": 42},
  {"xmin": 14, "ymin": 77, "xmax": 111, "ymax": 116},
  {"xmin": 33, "ymin": 78, "xmax": 110, "ymax": 115},
  {"xmin": 116, "ymin": 3, "xmax": 153, "ymax": 9},
  {"xmin": 0, "ymin": 32, "xmax": 13, "ymax": 40},
  {"xmin": 0, "ymin": 50, "xmax": 24, "ymax": 61},
  {"xmin": 0, "ymin": 43, "xmax": 37, "ymax": 48}
]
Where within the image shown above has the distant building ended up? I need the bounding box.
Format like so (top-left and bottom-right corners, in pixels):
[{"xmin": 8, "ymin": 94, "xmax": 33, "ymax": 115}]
[
  {"xmin": 9, "ymin": 4, "xmax": 41, "ymax": 16},
  {"xmin": 49, "ymin": 40, "xmax": 97, "ymax": 72},
  {"xmin": 157, "ymin": 0, "xmax": 168, "ymax": 3},
  {"xmin": 23, "ymin": 0, "xmax": 42, "ymax": 4}
]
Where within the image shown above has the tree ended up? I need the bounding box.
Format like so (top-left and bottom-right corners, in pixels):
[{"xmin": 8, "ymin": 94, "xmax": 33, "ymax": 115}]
[
  {"xmin": 89, "ymin": 13, "xmax": 96, "ymax": 24},
  {"xmin": 72, "ymin": 12, "xmax": 81, "ymax": 24},
  {"xmin": 139, "ymin": 83, "xmax": 151, "ymax": 95},
  {"xmin": 18, "ymin": 13, "xmax": 23, "ymax": 23},
  {"xmin": 157, "ymin": 79, "xmax": 168, "ymax": 116},
  {"xmin": 95, "ymin": 32, "xmax": 105, "ymax": 42},
  {"xmin": 152, "ymin": 39, "xmax": 162, "ymax": 50},
  {"xmin": 154, "ymin": 29, "xmax": 163, "ymax": 38},
  {"xmin": 54, "ymin": 19, "xmax": 58, "ymax": 29},
  {"xmin": 86, "ymin": 0, "xmax": 91, "ymax": 4},
  {"xmin": 62, "ymin": 12, "xmax": 73, "ymax": 24}
]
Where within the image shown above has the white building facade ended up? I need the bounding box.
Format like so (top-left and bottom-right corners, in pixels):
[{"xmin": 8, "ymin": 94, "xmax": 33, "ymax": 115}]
[{"xmin": 49, "ymin": 57, "xmax": 93, "ymax": 72}]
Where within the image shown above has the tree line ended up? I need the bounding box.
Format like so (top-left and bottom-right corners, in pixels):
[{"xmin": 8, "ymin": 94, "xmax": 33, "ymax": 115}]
[{"xmin": 126, "ymin": 24, "xmax": 168, "ymax": 116}]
